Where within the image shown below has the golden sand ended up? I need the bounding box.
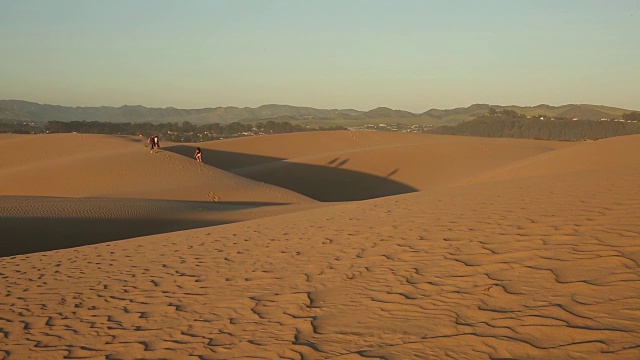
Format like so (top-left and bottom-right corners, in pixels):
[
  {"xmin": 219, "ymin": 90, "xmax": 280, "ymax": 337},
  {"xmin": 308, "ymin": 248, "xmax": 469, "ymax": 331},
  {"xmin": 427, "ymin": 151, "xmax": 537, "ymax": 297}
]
[{"xmin": 1, "ymin": 131, "xmax": 638, "ymax": 359}]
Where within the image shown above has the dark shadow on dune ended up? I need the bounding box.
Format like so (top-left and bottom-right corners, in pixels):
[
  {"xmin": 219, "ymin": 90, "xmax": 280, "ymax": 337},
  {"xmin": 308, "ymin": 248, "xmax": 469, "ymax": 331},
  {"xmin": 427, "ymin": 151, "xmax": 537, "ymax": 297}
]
[
  {"xmin": 335, "ymin": 158, "xmax": 350, "ymax": 167},
  {"xmin": 0, "ymin": 196, "xmax": 287, "ymax": 258},
  {"xmin": 386, "ymin": 169, "xmax": 399, "ymax": 178},
  {"xmin": 0, "ymin": 216, "xmax": 230, "ymax": 258},
  {"xmin": 165, "ymin": 145, "xmax": 418, "ymax": 202},
  {"xmin": 326, "ymin": 157, "xmax": 340, "ymax": 165},
  {"xmin": 117, "ymin": 135, "xmax": 146, "ymax": 143}
]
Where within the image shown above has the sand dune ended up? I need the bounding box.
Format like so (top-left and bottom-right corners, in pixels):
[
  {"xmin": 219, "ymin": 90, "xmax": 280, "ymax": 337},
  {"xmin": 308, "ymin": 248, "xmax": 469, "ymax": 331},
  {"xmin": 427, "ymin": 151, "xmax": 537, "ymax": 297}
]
[
  {"xmin": 0, "ymin": 134, "xmax": 310, "ymax": 203},
  {"xmin": 167, "ymin": 131, "xmax": 571, "ymax": 201},
  {"xmin": 0, "ymin": 134, "xmax": 318, "ymax": 256},
  {"xmin": 1, "ymin": 131, "xmax": 639, "ymax": 359},
  {"xmin": 468, "ymin": 134, "xmax": 640, "ymax": 184}
]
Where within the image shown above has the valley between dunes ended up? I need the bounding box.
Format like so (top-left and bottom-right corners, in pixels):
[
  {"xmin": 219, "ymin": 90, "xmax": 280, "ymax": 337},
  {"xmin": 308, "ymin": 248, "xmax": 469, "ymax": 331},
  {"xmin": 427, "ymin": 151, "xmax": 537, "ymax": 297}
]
[{"xmin": 1, "ymin": 131, "xmax": 639, "ymax": 359}]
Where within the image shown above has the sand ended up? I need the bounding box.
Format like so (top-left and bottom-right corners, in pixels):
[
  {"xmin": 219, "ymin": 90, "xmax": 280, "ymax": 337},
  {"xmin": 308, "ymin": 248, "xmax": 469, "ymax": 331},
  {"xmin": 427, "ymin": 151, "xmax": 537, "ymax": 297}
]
[{"xmin": 0, "ymin": 131, "xmax": 638, "ymax": 359}]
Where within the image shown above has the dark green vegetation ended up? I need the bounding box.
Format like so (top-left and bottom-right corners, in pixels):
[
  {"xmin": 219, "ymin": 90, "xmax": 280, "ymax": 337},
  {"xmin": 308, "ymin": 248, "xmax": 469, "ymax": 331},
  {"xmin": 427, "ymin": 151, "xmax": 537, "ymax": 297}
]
[
  {"xmin": 0, "ymin": 119, "xmax": 42, "ymax": 134},
  {"xmin": 428, "ymin": 109, "xmax": 640, "ymax": 141},
  {"xmin": 622, "ymin": 111, "xmax": 640, "ymax": 122},
  {"xmin": 39, "ymin": 120, "xmax": 345, "ymax": 142}
]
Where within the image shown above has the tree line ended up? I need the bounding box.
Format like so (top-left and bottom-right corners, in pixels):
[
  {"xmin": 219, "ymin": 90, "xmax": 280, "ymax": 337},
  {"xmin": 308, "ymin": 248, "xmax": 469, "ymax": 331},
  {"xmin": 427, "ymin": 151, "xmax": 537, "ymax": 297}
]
[
  {"xmin": 622, "ymin": 111, "xmax": 640, "ymax": 122},
  {"xmin": 0, "ymin": 119, "xmax": 346, "ymax": 142},
  {"xmin": 428, "ymin": 109, "xmax": 640, "ymax": 141},
  {"xmin": 2, "ymin": 109, "xmax": 639, "ymax": 141},
  {"xmin": 0, "ymin": 119, "xmax": 42, "ymax": 134}
]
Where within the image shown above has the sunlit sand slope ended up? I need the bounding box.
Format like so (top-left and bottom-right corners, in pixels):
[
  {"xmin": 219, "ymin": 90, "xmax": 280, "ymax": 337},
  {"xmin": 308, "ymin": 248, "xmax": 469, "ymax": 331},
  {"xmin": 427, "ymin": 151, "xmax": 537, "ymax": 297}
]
[{"xmin": 0, "ymin": 133, "xmax": 311, "ymax": 203}]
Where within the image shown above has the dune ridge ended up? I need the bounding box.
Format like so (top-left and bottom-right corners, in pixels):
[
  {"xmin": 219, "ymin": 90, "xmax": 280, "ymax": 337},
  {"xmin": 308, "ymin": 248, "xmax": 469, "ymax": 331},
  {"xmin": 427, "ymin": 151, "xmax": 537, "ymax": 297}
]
[{"xmin": 1, "ymin": 132, "xmax": 639, "ymax": 359}]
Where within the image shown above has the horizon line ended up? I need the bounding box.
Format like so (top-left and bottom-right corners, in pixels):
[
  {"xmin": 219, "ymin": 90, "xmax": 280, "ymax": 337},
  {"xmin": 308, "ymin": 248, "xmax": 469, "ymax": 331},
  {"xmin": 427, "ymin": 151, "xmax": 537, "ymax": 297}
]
[{"xmin": 2, "ymin": 99, "xmax": 637, "ymax": 114}]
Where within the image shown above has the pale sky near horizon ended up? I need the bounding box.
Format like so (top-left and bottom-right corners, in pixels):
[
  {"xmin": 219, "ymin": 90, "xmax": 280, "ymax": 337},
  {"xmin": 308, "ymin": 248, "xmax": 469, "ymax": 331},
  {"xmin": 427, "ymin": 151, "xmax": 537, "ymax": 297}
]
[{"xmin": 1, "ymin": 0, "xmax": 639, "ymax": 113}]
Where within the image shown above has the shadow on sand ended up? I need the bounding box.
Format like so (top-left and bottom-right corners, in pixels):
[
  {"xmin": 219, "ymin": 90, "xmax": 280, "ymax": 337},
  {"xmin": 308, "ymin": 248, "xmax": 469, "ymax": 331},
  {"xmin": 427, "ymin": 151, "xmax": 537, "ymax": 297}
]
[
  {"xmin": 0, "ymin": 216, "xmax": 229, "ymax": 258},
  {"xmin": 165, "ymin": 145, "xmax": 418, "ymax": 202},
  {"xmin": 0, "ymin": 197, "xmax": 285, "ymax": 258}
]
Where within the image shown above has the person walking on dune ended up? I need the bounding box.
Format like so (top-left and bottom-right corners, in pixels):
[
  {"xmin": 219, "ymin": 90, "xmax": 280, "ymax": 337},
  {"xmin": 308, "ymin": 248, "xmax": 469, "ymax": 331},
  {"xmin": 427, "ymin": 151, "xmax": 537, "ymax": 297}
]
[
  {"xmin": 194, "ymin": 147, "xmax": 202, "ymax": 162},
  {"xmin": 153, "ymin": 135, "xmax": 160, "ymax": 151},
  {"xmin": 148, "ymin": 135, "xmax": 155, "ymax": 153}
]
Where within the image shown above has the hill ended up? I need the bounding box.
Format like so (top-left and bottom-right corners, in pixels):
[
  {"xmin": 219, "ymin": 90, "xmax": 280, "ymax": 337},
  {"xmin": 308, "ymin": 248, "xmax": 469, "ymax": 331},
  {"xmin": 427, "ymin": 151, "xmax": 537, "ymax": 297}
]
[
  {"xmin": 430, "ymin": 113, "xmax": 640, "ymax": 141},
  {"xmin": 422, "ymin": 103, "xmax": 634, "ymax": 125},
  {"xmin": 0, "ymin": 100, "xmax": 361, "ymax": 125},
  {"xmin": 0, "ymin": 100, "xmax": 635, "ymax": 127}
]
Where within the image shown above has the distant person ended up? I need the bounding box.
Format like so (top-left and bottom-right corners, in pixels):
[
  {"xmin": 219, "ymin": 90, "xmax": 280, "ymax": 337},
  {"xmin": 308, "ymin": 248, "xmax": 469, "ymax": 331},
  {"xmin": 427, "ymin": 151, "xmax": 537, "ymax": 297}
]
[
  {"xmin": 154, "ymin": 135, "xmax": 160, "ymax": 151},
  {"xmin": 148, "ymin": 136, "xmax": 155, "ymax": 153},
  {"xmin": 194, "ymin": 147, "xmax": 202, "ymax": 162}
]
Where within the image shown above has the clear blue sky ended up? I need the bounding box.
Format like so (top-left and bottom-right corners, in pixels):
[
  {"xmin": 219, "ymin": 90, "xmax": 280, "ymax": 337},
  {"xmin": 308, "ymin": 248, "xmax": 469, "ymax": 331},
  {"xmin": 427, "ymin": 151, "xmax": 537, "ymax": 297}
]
[{"xmin": 1, "ymin": 0, "xmax": 639, "ymax": 112}]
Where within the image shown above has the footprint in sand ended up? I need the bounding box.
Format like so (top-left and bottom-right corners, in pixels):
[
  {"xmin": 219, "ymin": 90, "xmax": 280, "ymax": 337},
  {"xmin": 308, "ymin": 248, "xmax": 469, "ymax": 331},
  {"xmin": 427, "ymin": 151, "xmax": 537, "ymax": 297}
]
[{"xmin": 207, "ymin": 192, "xmax": 220, "ymax": 202}]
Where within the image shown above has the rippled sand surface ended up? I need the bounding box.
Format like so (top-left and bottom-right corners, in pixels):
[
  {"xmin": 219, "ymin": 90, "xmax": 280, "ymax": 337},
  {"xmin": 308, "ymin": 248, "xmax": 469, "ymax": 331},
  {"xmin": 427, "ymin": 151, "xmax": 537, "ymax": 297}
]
[{"xmin": 1, "ymin": 132, "xmax": 638, "ymax": 359}]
